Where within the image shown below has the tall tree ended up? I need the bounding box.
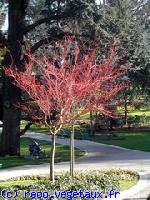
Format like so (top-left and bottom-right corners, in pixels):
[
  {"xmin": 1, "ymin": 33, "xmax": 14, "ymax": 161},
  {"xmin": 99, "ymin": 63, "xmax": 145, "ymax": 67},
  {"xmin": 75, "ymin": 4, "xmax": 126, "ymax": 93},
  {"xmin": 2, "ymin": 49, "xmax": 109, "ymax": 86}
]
[
  {"xmin": 104, "ymin": 0, "xmax": 150, "ymax": 92},
  {"xmin": 97, "ymin": 0, "xmax": 150, "ymax": 118},
  {"xmin": 0, "ymin": 0, "xmax": 29, "ymax": 155},
  {"xmin": 0, "ymin": 0, "xmax": 98, "ymax": 155}
]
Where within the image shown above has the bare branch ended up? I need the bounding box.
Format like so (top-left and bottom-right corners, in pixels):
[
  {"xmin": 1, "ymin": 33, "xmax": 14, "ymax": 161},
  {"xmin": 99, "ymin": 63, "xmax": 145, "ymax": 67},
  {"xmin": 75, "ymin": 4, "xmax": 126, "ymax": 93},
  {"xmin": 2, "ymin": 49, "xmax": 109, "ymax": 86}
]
[
  {"xmin": 5, "ymin": 37, "xmax": 128, "ymax": 128},
  {"xmin": 24, "ymin": 12, "xmax": 74, "ymax": 34},
  {"xmin": 20, "ymin": 122, "xmax": 33, "ymax": 136},
  {"xmin": 31, "ymin": 32, "xmax": 72, "ymax": 53},
  {"xmin": 31, "ymin": 32, "xmax": 91, "ymax": 53}
]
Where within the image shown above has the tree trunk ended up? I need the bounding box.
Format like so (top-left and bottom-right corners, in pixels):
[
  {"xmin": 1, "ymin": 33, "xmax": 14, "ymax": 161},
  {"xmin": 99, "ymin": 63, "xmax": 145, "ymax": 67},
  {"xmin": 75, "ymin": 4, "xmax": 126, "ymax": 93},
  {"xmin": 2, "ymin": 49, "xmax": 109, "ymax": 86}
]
[
  {"xmin": 50, "ymin": 133, "xmax": 56, "ymax": 182},
  {"xmin": 0, "ymin": 0, "xmax": 28, "ymax": 156},
  {"xmin": 70, "ymin": 123, "xmax": 75, "ymax": 177},
  {"xmin": 90, "ymin": 111, "xmax": 95, "ymax": 136},
  {"xmin": 124, "ymin": 95, "xmax": 128, "ymax": 127}
]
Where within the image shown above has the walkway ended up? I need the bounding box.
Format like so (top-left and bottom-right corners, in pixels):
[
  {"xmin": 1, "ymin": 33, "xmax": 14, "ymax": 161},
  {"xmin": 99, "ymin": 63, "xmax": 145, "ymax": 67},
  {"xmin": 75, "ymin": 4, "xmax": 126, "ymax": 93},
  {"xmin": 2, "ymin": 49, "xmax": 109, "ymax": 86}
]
[{"xmin": 0, "ymin": 131, "xmax": 150, "ymax": 200}]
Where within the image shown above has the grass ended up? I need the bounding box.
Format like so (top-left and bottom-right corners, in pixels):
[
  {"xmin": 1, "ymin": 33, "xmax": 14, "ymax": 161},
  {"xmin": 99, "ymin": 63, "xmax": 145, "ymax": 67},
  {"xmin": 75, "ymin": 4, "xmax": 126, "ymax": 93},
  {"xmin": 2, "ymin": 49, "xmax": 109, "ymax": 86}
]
[
  {"xmin": 0, "ymin": 179, "xmax": 36, "ymax": 187},
  {"xmin": 118, "ymin": 106, "xmax": 150, "ymax": 116},
  {"xmin": 0, "ymin": 170, "xmax": 139, "ymax": 193},
  {"xmin": 90, "ymin": 130, "xmax": 150, "ymax": 152},
  {"xmin": 79, "ymin": 108, "xmax": 150, "ymax": 119},
  {"xmin": 22, "ymin": 123, "xmax": 83, "ymax": 135},
  {"xmin": 120, "ymin": 179, "xmax": 138, "ymax": 191},
  {"xmin": 0, "ymin": 179, "xmax": 137, "ymax": 192},
  {"xmin": 0, "ymin": 170, "xmax": 139, "ymax": 200},
  {"xmin": 21, "ymin": 123, "xmax": 49, "ymax": 133},
  {"xmin": 0, "ymin": 137, "xmax": 85, "ymax": 169},
  {"xmin": 129, "ymin": 110, "xmax": 150, "ymax": 116}
]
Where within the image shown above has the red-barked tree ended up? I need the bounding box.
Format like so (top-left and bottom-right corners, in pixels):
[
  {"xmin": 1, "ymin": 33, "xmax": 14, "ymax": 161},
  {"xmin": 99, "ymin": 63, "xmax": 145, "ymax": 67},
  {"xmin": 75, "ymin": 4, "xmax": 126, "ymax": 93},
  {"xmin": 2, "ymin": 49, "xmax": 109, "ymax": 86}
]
[{"xmin": 4, "ymin": 37, "xmax": 127, "ymax": 182}]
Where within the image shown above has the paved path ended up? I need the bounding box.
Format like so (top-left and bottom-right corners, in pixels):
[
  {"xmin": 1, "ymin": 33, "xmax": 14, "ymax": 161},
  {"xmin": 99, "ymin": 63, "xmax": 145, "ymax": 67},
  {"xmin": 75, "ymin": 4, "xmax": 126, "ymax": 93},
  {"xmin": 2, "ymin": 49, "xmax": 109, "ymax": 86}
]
[{"xmin": 0, "ymin": 131, "xmax": 150, "ymax": 200}]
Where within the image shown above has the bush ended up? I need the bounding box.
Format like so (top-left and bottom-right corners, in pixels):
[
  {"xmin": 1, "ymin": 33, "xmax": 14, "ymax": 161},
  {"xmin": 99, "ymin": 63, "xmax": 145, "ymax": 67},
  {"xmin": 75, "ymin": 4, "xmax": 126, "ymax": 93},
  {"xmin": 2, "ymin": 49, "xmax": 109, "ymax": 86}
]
[
  {"xmin": 127, "ymin": 115, "xmax": 149, "ymax": 128},
  {"xmin": 58, "ymin": 126, "xmax": 88, "ymax": 140},
  {"xmin": 0, "ymin": 170, "xmax": 139, "ymax": 200}
]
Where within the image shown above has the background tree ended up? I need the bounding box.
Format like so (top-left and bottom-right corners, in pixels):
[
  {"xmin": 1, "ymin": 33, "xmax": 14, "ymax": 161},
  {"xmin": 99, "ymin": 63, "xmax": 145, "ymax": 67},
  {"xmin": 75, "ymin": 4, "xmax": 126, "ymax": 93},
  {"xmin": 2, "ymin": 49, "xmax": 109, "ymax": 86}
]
[
  {"xmin": 0, "ymin": 0, "xmax": 29, "ymax": 156},
  {"xmin": 95, "ymin": 0, "xmax": 150, "ymax": 123},
  {"xmin": 0, "ymin": 0, "xmax": 93, "ymax": 156},
  {"xmin": 103, "ymin": 0, "xmax": 150, "ymax": 95}
]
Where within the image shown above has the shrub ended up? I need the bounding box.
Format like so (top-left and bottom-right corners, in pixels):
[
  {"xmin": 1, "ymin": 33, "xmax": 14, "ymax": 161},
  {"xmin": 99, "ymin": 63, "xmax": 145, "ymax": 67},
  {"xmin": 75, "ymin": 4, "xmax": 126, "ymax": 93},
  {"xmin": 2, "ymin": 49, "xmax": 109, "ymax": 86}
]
[{"xmin": 0, "ymin": 169, "xmax": 138, "ymax": 200}]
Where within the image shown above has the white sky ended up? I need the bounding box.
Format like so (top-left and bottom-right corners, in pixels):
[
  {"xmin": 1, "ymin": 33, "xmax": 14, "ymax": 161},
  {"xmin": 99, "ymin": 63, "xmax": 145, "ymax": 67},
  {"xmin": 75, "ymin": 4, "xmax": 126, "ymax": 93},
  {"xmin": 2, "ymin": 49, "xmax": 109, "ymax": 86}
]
[
  {"xmin": 2, "ymin": 13, "xmax": 8, "ymax": 31},
  {"xmin": 96, "ymin": 0, "xmax": 103, "ymax": 4}
]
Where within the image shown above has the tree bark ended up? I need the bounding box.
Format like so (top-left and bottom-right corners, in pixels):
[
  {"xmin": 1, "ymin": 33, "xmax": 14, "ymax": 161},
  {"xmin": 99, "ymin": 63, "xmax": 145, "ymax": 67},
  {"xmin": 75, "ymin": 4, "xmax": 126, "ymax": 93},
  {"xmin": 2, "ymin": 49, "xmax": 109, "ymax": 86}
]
[
  {"xmin": 20, "ymin": 122, "xmax": 33, "ymax": 136},
  {"xmin": 124, "ymin": 94, "xmax": 128, "ymax": 127},
  {"xmin": 90, "ymin": 111, "xmax": 95, "ymax": 136},
  {"xmin": 0, "ymin": 0, "xmax": 28, "ymax": 156},
  {"xmin": 50, "ymin": 133, "xmax": 56, "ymax": 182},
  {"xmin": 24, "ymin": 12, "xmax": 73, "ymax": 34},
  {"xmin": 70, "ymin": 123, "xmax": 75, "ymax": 177}
]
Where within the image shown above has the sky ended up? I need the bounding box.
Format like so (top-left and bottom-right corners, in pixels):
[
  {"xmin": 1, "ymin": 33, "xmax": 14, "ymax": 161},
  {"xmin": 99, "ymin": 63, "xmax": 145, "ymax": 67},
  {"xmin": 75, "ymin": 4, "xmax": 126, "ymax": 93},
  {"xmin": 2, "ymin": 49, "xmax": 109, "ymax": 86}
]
[
  {"xmin": 97, "ymin": 0, "xmax": 103, "ymax": 3},
  {"xmin": 2, "ymin": 13, "xmax": 7, "ymax": 31}
]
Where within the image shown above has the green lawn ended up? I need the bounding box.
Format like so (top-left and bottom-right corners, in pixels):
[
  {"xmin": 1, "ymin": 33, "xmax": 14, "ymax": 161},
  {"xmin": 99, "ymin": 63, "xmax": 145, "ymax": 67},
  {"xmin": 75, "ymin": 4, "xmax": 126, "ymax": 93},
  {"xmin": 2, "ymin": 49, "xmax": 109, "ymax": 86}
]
[
  {"xmin": 76, "ymin": 108, "xmax": 150, "ymax": 119},
  {"xmin": 24, "ymin": 123, "xmax": 83, "ymax": 135},
  {"xmin": 128, "ymin": 110, "xmax": 150, "ymax": 116},
  {"xmin": 120, "ymin": 179, "xmax": 138, "ymax": 191},
  {"xmin": 90, "ymin": 131, "xmax": 150, "ymax": 152},
  {"xmin": 0, "ymin": 179, "xmax": 137, "ymax": 192},
  {"xmin": 20, "ymin": 123, "xmax": 49, "ymax": 133},
  {"xmin": 0, "ymin": 137, "xmax": 85, "ymax": 169}
]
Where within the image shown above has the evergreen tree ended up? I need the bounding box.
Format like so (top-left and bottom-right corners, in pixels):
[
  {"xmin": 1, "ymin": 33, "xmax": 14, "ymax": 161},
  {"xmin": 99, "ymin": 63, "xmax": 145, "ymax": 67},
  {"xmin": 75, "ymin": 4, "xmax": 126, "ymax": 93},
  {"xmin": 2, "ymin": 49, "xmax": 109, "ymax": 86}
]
[
  {"xmin": 0, "ymin": 0, "xmax": 100, "ymax": 155},
  {"xmin": 104, "ymin": 0, "xmax": 150, "ymax": 92}
]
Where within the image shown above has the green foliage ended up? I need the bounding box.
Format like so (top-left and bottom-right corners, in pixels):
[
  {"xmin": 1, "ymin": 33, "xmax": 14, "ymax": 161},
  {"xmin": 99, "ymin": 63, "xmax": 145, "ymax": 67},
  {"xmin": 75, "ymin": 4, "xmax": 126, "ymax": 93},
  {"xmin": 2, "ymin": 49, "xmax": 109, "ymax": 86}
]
[
  {"xmin": 0, "ymin": 47, "xmax": 7, "ymax": 61},
  {"xmin": 103, "ymin": 0, "xmax": 150, "ymax": 92},
  {"xmin": 0, "ymin": 169, "xmax": 139, "ymax": 198}
]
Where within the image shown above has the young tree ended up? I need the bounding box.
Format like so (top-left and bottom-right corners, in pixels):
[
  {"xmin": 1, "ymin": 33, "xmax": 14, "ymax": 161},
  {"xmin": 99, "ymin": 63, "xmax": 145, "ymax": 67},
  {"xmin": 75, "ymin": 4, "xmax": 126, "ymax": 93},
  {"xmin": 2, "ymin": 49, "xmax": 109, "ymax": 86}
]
[{"xmin": 4, "ymin": 37, "xmax": 127, "ymax": 182}]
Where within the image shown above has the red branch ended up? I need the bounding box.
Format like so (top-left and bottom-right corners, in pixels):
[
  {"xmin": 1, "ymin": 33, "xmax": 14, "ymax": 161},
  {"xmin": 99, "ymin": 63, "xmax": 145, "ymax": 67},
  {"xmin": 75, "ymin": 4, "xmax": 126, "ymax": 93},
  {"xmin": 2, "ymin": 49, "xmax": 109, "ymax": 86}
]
[{"xmin": 4, "ymin": 36, "xmax": 128, "ymax": 133}]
